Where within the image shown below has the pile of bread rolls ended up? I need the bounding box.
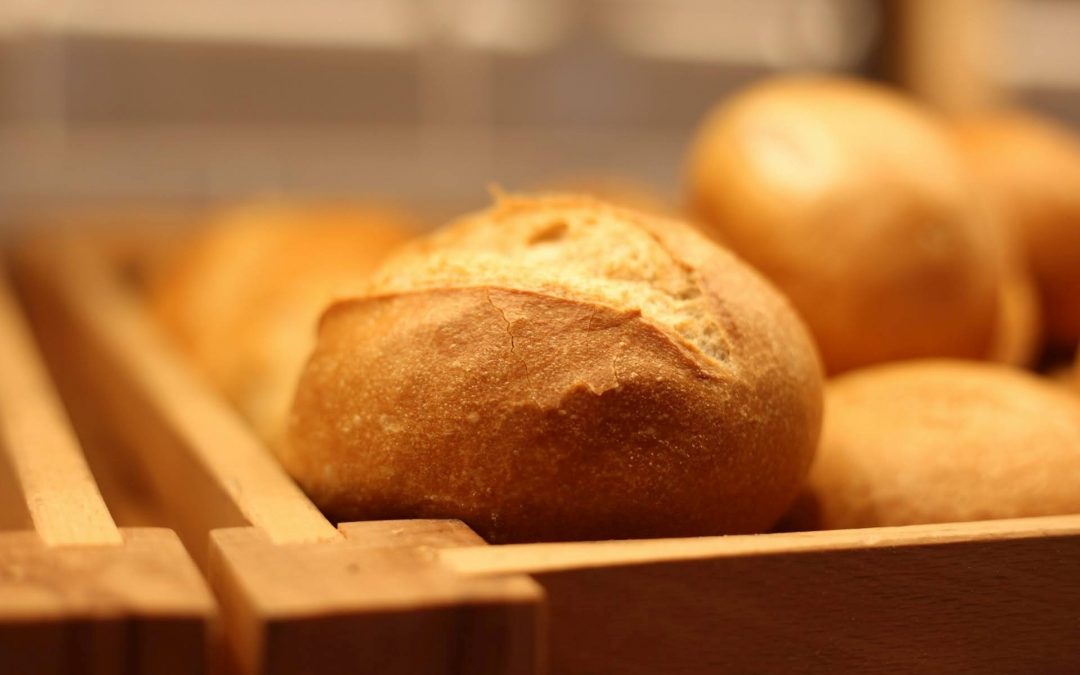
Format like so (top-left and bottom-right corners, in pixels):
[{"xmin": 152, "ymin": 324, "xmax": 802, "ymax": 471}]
[
  {"xmin": 688, "ymin": 76, "xmax": 1080, "ymax": 531},
  {"xmin": 154, "ymin": 75, "xmax": 1080, "ymax": 542}
]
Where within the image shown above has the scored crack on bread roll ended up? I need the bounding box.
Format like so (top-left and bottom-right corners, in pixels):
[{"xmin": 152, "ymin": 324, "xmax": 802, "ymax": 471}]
[
  {"xmin": 152, "ymin": 201, "xmax": 416, "ymax": 445},
  {"xmin": 687, "ymin": 76, "xmax": 1002, "ymax": 374},
  {"xmin": 784, "ymin": 360, "xmax": 1080, "ymax": 530},
  {"xmin": 285, "ymin": 193, "xmax": 824, "ymax": 543},
  {"xmin": 952, "ymin": 111, "xmax": 1080, "ymax": 349}
]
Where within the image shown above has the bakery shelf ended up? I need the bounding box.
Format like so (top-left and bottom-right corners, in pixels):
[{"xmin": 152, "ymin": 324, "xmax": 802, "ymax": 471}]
[{"xmin": 12, "ymin": 228, "xmax": 1080, "ymax": 675}]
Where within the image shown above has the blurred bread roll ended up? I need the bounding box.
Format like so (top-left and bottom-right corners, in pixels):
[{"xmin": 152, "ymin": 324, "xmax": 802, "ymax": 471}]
[
  {"xmin": 786, "ymin": 361, "xmax": 1080, "ymax": 530},
  {"xmin": 152, "ymin": 201, "xmax": 416, "ymax": 445},
  {"xmin": 285, "ymin": 194, "xmax": 823, "ymax": 543},
  {"xmin": 687, "ymin": 76, "xmax": 1002, "ymax": 373},
  {"xmin": 952, "ymin": 111, "xmax": 1080, "ymax": 348}
]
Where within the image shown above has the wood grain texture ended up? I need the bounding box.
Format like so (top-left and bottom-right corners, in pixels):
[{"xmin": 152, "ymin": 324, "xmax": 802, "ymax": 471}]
[
  {"xmin": 0, "ymin": 528, "xmax": 215, "ymax": 675},
  {"xmin": 0, "ymin": 265, "xmax": 120, "ymax": 546},
  {"xmin": 210, "ymin": 520, "xmax": 543, "ymax": 675},
  {"xmin": 444, "ymin": 515, "xmax": 1080, "ymax": 674},
  {"xmin": 16, "ymin": 237, "xmax": 338, "ymax": 547}
]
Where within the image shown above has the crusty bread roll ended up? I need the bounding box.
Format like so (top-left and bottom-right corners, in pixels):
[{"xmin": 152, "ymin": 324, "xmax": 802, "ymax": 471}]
[
  {"xmin": 285, "ymin": 193, "xmax": 824, "ymax": 543},
  {"xmin": 152, "ymin": 201, "xmax": 416, "ymax": 445},
  {"xmin": 952, "ymin": 111, "xmax": 1080, "ymax": 348},
  {"xmin": 687, "ymin": 77, "xmax": 1002, "ymax": 374},
  {"xmin": 784, "ymin": 360, "xmax": 1080, "ymax": 530}
]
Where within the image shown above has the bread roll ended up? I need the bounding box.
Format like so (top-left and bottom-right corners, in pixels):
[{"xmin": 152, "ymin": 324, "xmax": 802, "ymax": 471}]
[
  {"xmin": 152, "ymin": 201, "xmax": 416, "ymax": 445},
  {"xmin": 952, "ymin": 111, "xmax": 1080, "ymax": 348},
  {"xmin": 285, "ymin": 194, "xmax": 823, "ymax": 543},
  {"xmin": 785, "ymin": 360, "xmax": 1080, "ymax": 530},
  {"xmin": 687, "ymin": 76, "xmax": 1002, "ymax": 373}
]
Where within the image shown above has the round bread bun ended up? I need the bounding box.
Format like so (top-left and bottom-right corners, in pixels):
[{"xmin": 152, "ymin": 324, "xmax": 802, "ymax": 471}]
[
  {"xmin": 784, "ymin": 360, "xmax": 1080, "ymax": 530},
  {"xmin": 151, "ymin": 201, "xmax": 417, "ymax": 445},
  {"xmin": 687, "ymin": 76, "xmax": 1002, "ymax": 374},
  {"xmin": 952, "ymin": 111, "xmax": 1080, "ymax": 348},
  {"xmin": 285, "ymin": 193, "xmax": 824, "ymax": 543}
]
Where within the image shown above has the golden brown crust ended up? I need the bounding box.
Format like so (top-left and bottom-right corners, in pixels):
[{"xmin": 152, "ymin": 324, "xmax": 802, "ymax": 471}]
[
  {"xmin": 286, "ymin": 194, "xmax": 823, "ymax": 543},
  {"xmin": 784, "ymin": 360, "xmax": 1080, "ymax": 530},
  {"xmin": 151, "ymin": 201, "xmax": 416, "ymax": 444},
  {"xmin": 687, "ymin": 76, "xmax": 1002, "ymax": 374},
  {"xmin": 952, "ymin": 111, "xmax": 1080, "ymax": 348}
]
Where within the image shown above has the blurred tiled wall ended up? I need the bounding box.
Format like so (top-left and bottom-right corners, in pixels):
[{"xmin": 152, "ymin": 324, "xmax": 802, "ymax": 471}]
[{"xmin": 0, "ymin": 0, "xmax": 1077, "ymax": 222}]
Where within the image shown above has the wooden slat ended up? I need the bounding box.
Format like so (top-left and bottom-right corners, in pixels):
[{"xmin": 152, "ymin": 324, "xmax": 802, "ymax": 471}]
[
  {"xmin": 0, "ymin": 265, "xmax": 121, "ymax": 547},
  {"xmin": 443, "ymin": 515, "xmax": 1080, "ymax": 674},
  {"xmin": 888, "ymin": 0, "xmax": 1005, "ymax": 112},
  {"xmin": 19, "ymin": 237, "xmax": 339, "ymax": 546},
  {"xmin": 210, "ymin": 520, "xmax": 543, "ymax": 675}
]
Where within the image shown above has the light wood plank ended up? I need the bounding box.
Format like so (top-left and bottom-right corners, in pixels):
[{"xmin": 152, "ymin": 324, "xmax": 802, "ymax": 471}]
[
  {"xmin": 210, "ymin": 520, "xmax": 543, "ymax": 675},
  {"xmin": 0, "ymin": 528, "xmax": 215, "ymax": 675},
  {"xmin": 442, "ymin": 514, "xmax": 1080, "ymax": 575},
  {"xmin": 0, "ymin": 265, "xmax": 120, "ymax": 546},
  {"xmin": 443, "ymin": 515, "xmax": 1080, "ymax": 674}
]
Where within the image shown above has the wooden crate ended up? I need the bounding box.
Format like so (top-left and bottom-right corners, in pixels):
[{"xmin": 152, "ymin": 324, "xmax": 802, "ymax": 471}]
[
  {"xmin": 0, "ymin": 261, "xmax": 214, "ymax": 675},
  {"xmin": 14, "ymin": 230, "xmax": 1080, "ymax": 675}
]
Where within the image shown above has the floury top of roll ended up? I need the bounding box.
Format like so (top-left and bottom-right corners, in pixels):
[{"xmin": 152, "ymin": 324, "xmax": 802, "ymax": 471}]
[{"xmin": 283, "ymin": 193, "xmax": 825, "ymax": 543}]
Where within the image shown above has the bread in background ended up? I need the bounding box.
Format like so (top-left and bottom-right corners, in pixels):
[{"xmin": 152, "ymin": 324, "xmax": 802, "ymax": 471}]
[
  {"xmin": 151, "ymin": 201, "xmax": 417, "ymax": 446},
  {"xmin": 952, "ymin": 111, "xmax": 1080, "ymax": 350},
  {"xmin": 687, "ymin": 76, "xmax": 1002, "ymax": 374},
  {"xmin": 285, "ymin": 193, "xmax": 824, "ymax": 543},
  {"xmin": 784, "ymin": 360, "xmax": 1080, "ymax": 530}
]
